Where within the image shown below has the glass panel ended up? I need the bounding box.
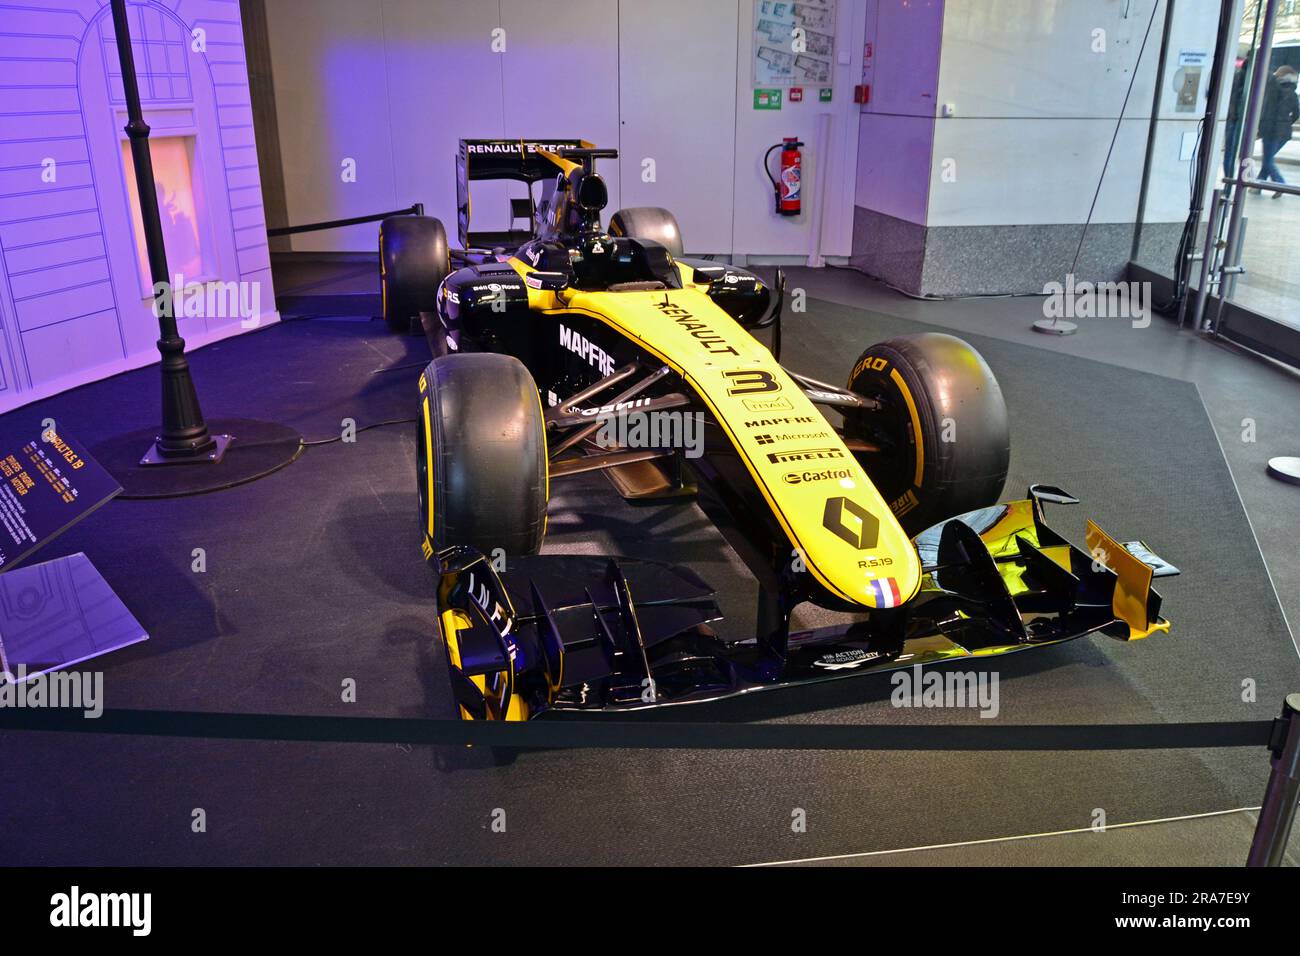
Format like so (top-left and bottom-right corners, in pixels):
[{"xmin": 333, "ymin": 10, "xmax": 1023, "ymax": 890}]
[
  {"xmin": 0, "ymin": 553, "xmax": 148, "ymax": 682},
  {"xmin": 1131, "ymin": 5, "xmax": 1226, "ymax": 276},
  {"xmin": 1224, "ymin": 1, "xmax": 1300, "ymax": 330},
  {"xmin": 120, "ymin": 136, "xmax": 206, "ymax": 290}
]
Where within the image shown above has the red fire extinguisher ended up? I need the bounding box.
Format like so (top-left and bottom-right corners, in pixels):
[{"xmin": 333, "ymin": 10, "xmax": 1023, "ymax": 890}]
[{"xmin": 764, "ymin": 137, "xmax": 803, "ymax": 216}]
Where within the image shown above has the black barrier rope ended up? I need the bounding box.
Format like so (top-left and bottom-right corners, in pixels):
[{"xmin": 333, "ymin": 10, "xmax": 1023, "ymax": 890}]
[
  {"xmin": 267, "ymin": 203, "xmax": 424, "ymax": 238},
  {"xmin": 0, "ymin": 707, "xmax": 1276, "ymax": 752}
]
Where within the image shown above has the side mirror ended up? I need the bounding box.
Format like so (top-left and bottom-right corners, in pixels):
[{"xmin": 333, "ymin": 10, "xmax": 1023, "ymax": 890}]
[{"xmin": 525, "ymin": 270, "xmax": 570, "ymax": 292}]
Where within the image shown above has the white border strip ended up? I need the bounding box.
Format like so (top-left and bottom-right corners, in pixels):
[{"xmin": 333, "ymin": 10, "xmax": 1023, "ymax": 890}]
[{"xmin": 742, "ymin": 806, "xmax": 1261, "ymax": 866}]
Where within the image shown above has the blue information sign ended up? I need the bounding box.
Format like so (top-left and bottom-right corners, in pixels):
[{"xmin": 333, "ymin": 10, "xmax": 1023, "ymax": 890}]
[{"xmin": 0, "ymin": 425, "xmax": 122, "ymax": 572}]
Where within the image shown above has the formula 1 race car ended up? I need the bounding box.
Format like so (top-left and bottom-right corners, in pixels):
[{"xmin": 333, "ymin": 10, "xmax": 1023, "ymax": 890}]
[{"xmin": 378, "ymin": 138, "xmax": 1177, "ymax": 721}]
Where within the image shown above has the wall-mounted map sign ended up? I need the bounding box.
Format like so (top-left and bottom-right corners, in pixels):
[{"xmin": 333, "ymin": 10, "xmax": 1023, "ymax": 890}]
[{"xmin": 753, "ymin": 0, "xmax": 837, "ymax": 88}]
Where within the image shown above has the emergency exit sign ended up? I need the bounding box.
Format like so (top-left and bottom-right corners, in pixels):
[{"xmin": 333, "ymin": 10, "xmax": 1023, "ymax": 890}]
[{"xmin": 753, "ymin": 88, "xmax": 782, "ymax": 110}]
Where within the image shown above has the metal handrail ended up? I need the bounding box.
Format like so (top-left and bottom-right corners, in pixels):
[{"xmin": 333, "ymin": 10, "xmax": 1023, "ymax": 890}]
[{"xmin": 1221, "ymin": 175, "xmax": 1300, "ymax": 197}]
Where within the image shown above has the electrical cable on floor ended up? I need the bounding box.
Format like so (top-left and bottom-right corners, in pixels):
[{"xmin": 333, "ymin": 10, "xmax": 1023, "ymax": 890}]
[
  {"xmin": 113, "ymin": 417, "xmax": 417, "ymax": 500},
  {"xmin": 371, "ymin": 360, "xmax": 428, "ymax": 374},
  {"xmin": 298, "ymin": 417, "xmax": 416, "ymax": 446},
  {"xmin": 202, "ymin": 416, "xmax": 416, "ymax": 450}
]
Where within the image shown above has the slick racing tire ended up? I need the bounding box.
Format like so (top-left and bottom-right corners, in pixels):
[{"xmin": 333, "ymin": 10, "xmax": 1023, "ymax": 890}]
[
  {"xmin": 379, "ymin": 215, "xmax": 450, "ymax": 335},
  {"xmin": 417, "ymin": 354, "xmax": 548, "ymax": 556},
  {"xmin": 608, "ymin": 207, "xmax": 684, "ymax": 259},
  {"xmin": 844, "ymin": 333, "xmax": 1009, "ymax": 538}
]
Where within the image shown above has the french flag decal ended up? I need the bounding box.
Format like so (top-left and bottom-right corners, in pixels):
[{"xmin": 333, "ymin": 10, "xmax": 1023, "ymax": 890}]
[{"xmin": 869, "ymin": 577, "xmax": 902, "ymax": 608}]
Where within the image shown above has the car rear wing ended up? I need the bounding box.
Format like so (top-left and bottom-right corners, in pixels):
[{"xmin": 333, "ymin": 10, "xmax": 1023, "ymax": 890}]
[{"xmin": 456, "ymin": 138, "xmax": 593, "ymax": 249}]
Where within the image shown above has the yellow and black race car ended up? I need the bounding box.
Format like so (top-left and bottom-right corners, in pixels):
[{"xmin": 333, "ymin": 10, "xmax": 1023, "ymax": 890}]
[{"xmin": 379, "ymin": 139, "xmax": 1176, "ymax": 721}]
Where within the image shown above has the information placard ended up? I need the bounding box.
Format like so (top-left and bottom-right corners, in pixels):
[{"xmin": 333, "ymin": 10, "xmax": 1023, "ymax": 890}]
[{"xmin": 0, "ymin": 425, "xmax": 122, "ymax": 572}]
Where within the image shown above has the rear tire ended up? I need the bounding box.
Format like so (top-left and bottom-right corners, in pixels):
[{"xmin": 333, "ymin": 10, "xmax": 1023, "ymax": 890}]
[
  {"xmin": 417, "ymin": 354, "xmax": 547, "ymax": 556},
  {"xmin": 380, "ymin": 215, "xmax": 450, "ymax": 335},
  {"xmin": 844, "ymin": 333, "xmax": 1009, "ymax": 537},
  {"xmin": 608, "ymin": 207, "xmax": 684, "ymax": 258}
]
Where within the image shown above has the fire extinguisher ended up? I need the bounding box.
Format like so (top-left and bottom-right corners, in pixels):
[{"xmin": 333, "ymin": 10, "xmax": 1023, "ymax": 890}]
[{"xmin": 764, "ymin": 137, "xmax": 803, "ymax": 216}]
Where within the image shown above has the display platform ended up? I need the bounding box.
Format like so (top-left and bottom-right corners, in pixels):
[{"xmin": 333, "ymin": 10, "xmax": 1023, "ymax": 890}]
[{"xmin": 0, "ymin": 303, "xmax": 1295, "ymax": 866}]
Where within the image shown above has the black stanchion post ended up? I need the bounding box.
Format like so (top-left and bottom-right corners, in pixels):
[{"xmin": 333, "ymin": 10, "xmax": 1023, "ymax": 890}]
[
  {"xmin": 1247, "ymin": 693, "xmax": 1300, "ymax": 866},
  {"xmin": 110, "ymin": 0, "xmax": 229, "ymax": 465}
]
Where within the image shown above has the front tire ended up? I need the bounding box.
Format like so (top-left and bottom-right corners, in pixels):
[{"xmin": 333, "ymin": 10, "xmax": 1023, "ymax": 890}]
[
  {"xmin": 844, "ymin": 333, "xmax": 1009, "ymax": 537},
  {"xmin": 380, "ymin": 215, "xmax": 450, "ymax": 335},
  {"xmin": 417, "ymin": 354, "xmax": 548, "ymax": 556}
]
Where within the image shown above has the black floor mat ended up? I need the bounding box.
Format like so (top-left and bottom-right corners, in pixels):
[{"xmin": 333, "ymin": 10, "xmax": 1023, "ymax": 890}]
[{"xmin": 0, "ymin": 305, "xmax": 1294, "ymax": 866}]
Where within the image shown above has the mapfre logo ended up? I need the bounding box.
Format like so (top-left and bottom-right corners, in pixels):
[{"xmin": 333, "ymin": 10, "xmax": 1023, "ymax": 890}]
[
  {"xmin": 559, "ymin": 324, "xmax": 615, "ymax": 376},
  {"xmin": 743, "ymin": 415, "xmax": 815, "ymax": 428}
]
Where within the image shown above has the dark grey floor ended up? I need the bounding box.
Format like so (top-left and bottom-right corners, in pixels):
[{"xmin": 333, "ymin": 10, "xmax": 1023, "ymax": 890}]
[{"xmin": 0, "ymin": 266, "xmax": 1296, "ymax": 866}]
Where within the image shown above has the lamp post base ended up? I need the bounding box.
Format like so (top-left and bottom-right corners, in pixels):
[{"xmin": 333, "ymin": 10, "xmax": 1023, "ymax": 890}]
[
  {"xmin": 94, "ymin": 419, "xmax": 301, "ymax": 498},
  {"xmin": 1031, "ymin": 319, "xmax": 1079, "ymax": 335},
  {"xmin": 1266, "ymin": 456, "xmax": 1300, "ymax": 486},
  {"xmin": 140, "ymin": 433, "xmax": 233, "ymax": 466}
]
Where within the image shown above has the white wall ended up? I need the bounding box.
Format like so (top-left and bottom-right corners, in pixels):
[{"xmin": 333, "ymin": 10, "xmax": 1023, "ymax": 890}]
[
  {"xmin": 617, "ymin": 1, "xmax": 739, "ymax": 253},
  {"xmin": 263, "ymin": 0, "xmax": 867, "ymax": 258},
  {"xmin": 0, "ymin": 0, "xmax": 276, "ymax": 413},
  {"xmin": 929, "ymin": 0, "xmax": 1224, "ymax": 227}
]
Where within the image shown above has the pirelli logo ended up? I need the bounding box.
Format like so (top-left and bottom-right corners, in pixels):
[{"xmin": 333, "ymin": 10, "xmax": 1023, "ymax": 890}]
[
  {"xmin": 890, "ymin": 489, "xmax": 920, "ymax": 518},
  {"xmin": 765, "ymin": 447, "xmax": 844, "ymax": 464}
]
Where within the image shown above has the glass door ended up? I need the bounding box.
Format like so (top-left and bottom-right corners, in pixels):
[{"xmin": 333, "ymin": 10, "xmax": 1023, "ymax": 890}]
[
  {"xmin": 1207, "ymin": 0, "xmax": 1300, "ymax": 363},
  {"xmin": 1131, "ymin": 0, "xmax": 1300, "ymax": 367}
]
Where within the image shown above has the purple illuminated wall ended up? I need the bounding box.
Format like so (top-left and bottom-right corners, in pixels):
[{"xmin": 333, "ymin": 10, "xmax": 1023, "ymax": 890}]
[
  {"xmin": 0, "ymin": 0, "xmax": 275, "ymax": 413},
  {"xmin": 854, "ymin": 0, "xmax": 945, "ymax": 225},
  {"xmin": 849, "ymin": 0, "xmax": 945, "ymax": 293}
]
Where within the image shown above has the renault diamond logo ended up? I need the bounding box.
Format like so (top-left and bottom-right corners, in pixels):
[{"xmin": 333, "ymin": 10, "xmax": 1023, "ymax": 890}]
[{"xmin": 822, "ymin": 496, "xmax": 878, "ymax": 550}]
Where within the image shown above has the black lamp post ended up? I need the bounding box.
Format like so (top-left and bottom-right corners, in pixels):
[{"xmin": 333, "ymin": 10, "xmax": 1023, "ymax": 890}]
[
  {"xmin": 110, "ymin": 0, "xmax": 230, "ymax": 465},
  {"xmin": 95, "ymin": 0, "xmax": 300, "ymax": 499}
]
